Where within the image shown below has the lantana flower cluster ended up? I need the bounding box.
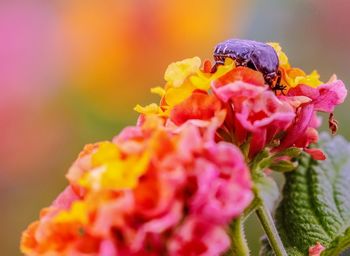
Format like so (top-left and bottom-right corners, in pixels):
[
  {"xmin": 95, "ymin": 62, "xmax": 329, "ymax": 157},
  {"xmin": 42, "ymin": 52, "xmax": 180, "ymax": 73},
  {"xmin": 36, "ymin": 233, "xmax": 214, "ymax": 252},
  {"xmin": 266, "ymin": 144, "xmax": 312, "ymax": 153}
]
[
  {"xmin": 136, "ymin": 43, "xmax": 347, "ymax": 160},
  {"xmin": 21, "ymin": 116, "xmax": 253, "ymax": 255},
  {"xmin": 21, "ymin": 43, "xmax": 347, "ymax": 255}
]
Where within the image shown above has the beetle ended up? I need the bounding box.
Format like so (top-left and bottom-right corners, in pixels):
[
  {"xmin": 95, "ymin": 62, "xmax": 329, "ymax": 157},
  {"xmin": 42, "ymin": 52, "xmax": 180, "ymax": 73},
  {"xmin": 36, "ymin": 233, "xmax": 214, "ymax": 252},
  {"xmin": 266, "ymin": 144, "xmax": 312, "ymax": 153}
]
[{"xmin": 213, "ymin": 39, "xmax": 286, "ymax": 93}]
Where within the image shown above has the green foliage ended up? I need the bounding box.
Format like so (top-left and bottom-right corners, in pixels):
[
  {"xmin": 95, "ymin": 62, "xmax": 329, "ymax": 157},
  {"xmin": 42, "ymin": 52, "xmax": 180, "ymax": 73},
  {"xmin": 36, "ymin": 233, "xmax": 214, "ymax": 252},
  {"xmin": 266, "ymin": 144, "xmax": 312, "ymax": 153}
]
[
  {"xmin": 269, "ymin": 160, "xmax": 297, "ymax": 173},
  {"xmin": 260, "ymin": 134, "xmax": 350, "ymax": 255}
]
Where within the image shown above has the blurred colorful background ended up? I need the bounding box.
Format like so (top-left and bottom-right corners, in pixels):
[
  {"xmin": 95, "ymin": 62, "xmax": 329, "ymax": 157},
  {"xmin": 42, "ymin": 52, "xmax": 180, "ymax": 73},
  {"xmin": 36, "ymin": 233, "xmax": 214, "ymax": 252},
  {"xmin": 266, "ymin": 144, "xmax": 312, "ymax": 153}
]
[{"xmin": 1, "ymin": 0, "xmax": 349, "ymax": 255}]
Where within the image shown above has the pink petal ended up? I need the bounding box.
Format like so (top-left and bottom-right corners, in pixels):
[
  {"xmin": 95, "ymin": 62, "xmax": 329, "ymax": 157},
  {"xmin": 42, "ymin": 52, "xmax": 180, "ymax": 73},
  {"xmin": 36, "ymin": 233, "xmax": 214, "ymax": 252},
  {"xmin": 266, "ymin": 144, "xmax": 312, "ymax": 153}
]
[
  {"xmin": 309, "ymin": 242, "xmax": 325, "ymax": 256},
  {"xmin": 277, "ymin": 104, "xmax": 315, "ymax": 150},
  {"xmin": 169, "ymin": 218, "xmax": 230, "ymax": 256},
  {"xmin": 52, "ymin": 185, "xmax": 80, "ymax": 210},
  {"xmin": 212, "ymin": 80, "xmax": 266, "ymax": 103},
  {"xmin": 288, "ymin": 80, "xmax": 347, "ymax": 113}
]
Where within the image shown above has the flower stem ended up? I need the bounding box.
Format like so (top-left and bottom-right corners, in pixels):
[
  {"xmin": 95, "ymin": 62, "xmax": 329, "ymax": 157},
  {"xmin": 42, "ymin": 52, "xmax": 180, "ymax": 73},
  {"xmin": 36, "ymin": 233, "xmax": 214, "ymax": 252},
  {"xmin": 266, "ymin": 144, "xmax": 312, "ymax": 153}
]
[
  {"xmin": 228, "ymin": 216, "xmax": 250, "ymax": 256},
  {"xmin": 255, "ymin": 203, "xmax": 287, "ymax": 256}
]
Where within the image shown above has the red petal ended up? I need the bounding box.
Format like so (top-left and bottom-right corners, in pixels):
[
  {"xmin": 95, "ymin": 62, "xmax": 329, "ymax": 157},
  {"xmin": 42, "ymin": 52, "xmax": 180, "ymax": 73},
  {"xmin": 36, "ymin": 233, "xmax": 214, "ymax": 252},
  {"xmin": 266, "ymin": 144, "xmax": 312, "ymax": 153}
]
[
  {"xmin": 304, "ymin": 148, "xmax": 326, "ymax": 160},
  {"xmin": 214, "ymin": 67, "xmax": 265, "ymax": 88}
]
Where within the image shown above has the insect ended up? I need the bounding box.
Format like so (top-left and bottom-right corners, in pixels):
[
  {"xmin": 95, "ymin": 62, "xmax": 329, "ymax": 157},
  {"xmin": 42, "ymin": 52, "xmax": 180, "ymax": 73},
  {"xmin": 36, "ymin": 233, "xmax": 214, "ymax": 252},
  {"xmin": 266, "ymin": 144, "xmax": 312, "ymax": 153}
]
[{"xmin": 213, "ymin": 39, "xmax": 286, "ymax": 94}]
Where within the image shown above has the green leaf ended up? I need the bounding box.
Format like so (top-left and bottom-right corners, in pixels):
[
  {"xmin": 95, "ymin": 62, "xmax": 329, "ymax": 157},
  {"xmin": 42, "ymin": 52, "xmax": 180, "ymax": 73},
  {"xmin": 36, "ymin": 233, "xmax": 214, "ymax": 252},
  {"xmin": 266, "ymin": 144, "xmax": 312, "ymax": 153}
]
[{"xmin": 260, "ymin": 134, "xmax": 350, "ymax": 256}]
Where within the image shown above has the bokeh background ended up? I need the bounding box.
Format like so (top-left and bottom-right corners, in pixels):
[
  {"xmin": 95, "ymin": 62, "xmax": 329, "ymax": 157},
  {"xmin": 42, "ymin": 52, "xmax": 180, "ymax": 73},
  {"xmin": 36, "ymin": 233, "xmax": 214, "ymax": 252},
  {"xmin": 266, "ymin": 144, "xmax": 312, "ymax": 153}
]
[{"xmin": 1, "ymin": 0, "xmax": 349, "ymax": 255}]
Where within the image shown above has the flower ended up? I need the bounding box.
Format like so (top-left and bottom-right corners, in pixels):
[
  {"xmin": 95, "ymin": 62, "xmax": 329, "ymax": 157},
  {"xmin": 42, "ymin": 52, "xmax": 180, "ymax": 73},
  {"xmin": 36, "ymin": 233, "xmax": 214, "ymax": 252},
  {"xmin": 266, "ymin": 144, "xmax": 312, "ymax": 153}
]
[
  {"xmin": 135, "ymin": 52, "xmax": 347, "ymax": 160},
  {"xmin": 287, "ymin": 78, "xmax": 347, "ymax": 113},
  {"xmin": 21, "ymin": 116, "xmax": 253, "ymax": 255},
  {"xmin": 78, "ymin": 140, "xmax": 151, "ymax": 191},
  {"xmin": 168, "ymin": 218, "xmax": 230, "ymax": 256},
  {"xmin": 308, "ymin": 242, "xmax": 325, "ymax": 256},
  {"xmin": 276, "ymin": 78, "xmax": 347, "ymax": 157},
  {"xmin": 135, "ymin": 57, "xmax": 235, "ymax": 117},
  {"xmin": 169, "ymin": 90, "xmax": 223, "ymax": 126},
  {"xmin": 212, "ymin": 80, "xmax": 296, "ymax": 158},
  {"xmin": 22, "ymin": 41, "xmax": 348, "ymax": 255},
  {"xmin": 189, "ymin": 142, "xmax": 253, "ymax": 223},
  {"xmin": 164, "ymin": 57, "xmax": 202, "ymax": 87}
]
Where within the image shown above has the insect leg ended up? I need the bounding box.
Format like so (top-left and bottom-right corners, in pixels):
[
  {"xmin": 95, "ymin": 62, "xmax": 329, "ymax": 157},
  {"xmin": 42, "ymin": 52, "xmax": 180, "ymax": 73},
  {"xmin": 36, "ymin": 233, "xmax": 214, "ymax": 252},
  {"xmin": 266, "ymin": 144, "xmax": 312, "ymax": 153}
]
[{"xmin": 275, "ymin": 70, "xmax": 282, "ymax": 86}]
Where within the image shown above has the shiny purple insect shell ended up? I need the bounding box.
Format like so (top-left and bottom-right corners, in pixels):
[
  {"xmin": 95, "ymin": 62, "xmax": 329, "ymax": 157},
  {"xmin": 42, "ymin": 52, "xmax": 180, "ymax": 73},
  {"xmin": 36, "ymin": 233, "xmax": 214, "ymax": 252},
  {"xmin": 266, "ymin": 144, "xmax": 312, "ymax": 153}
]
[{"xmin": 213, "ymin": 39, "xmax": 280, "ymax": 85}]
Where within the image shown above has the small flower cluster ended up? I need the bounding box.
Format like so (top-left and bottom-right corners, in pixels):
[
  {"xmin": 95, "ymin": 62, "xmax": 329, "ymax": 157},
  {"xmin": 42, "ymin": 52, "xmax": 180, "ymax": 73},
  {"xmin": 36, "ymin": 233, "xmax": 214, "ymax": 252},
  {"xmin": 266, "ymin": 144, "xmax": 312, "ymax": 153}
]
[
  {"xmin": 21, "ymin": 116, "xmax": 253, "ymax": 255},
  {"xmin": 21, "ymin": 42, "xmax": 347, "ymax": 255},
  {"xmin": 136, "ymin": 43, "xmax": 347, "ymax": 160}
]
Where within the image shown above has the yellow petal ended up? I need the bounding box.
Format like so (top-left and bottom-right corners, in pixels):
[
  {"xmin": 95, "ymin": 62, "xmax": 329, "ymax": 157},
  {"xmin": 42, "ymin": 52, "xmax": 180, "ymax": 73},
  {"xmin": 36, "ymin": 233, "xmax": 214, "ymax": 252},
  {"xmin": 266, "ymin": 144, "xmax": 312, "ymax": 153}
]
[
  {"xmin": 92, "ymin": 142, "xmax": 120, "ymax": 166},
  {"xmin": 134, "ymin": 103, "xmax": 162, "ymax": 115},
  {"xmin": 164, "ymin": 57, "xmax": 201, "ymax": 87},
  {"xmin": 164, "ymin": 81, "xmax": 195, "ymax": 107},
  {"xmin": 150, "ymin": 86, "xmax": 166, "ymax": 97},
  {"xmin": 294, "ymin": 70, "xmax": 322, "ymax": 88},
  {"xmin": 191, "ymin": 59, "xmax": 235, "ymax": 91},
  {"xmin": 54, "ymin": 201, "xmax": 88, "ymax": 224}
]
